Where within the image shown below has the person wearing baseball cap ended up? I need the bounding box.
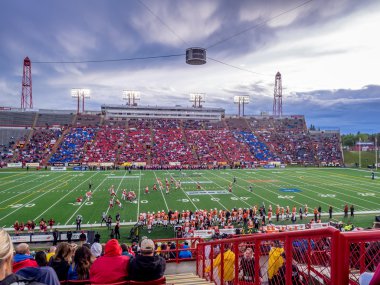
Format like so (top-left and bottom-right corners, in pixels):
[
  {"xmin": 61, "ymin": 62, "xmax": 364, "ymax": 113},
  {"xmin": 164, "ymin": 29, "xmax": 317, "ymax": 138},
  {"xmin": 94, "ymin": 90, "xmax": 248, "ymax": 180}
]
[{"xmin": 129, "ymin": 239, "xmax": 166, "ymax": 282}]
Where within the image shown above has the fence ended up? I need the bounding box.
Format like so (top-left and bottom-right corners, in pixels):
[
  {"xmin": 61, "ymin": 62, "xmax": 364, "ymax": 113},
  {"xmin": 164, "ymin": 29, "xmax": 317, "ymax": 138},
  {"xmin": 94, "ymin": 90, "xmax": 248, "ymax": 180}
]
[{"xmin": 196, "ymin": 227, "xmax": 380, "ymax": 285}]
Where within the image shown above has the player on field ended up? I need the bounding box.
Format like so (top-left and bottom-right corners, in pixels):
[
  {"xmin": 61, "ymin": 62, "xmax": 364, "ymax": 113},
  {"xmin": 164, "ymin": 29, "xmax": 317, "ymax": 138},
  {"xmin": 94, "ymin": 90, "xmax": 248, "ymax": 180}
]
[
  {"xmin": 372, "ymin": 171, "xmax": 375, "ymax": 180},
  {"xmin": 228, "ymin": 183, "xmax": 232, "ymax": 193},
  {"xmin": 116, "ymin": 199, "xmax": 122, "ymax": 208},
  {"xmin": 145, "ymin": 186, "xmax": 149, "ymax": 194},
  {"xmin": 197, "ymin": 182, "xmax": 201, "ymax": 190},
  {"xmin": 109, "ymin": 185, "xmax": 114, "ymax": 194},
  {"xmin": 249, "ymin": 184, "xmax": 253, "ymax": 192},
  {"xmin": 101, "ymin": 212, "xmax": 107, "ymax": 226},
  {"xmin": 121, "ymin": 189, "xmax": 127, "ymax": 200},
  {"xmin": 127, "ymin": 191, "xmax": 136, "ymax": 202},
  {"xmin": 166, "ymin": 185, "xmax": 170, "ymax": 194},
  {"xmin": 153, "ymin": 183, "xmax": 158, "ymax": 191},
  {"xmin": 110, "ymin": 188, "xmax": 116, "ymax": 196},
  {"xmin": 86, "ymin": 190, "xmax": 92, "ymax": 200},
  {"xmin": 76, "ymin": 196, "xmax": 83, "ymax": 203},
  {"xmin": 109, "ymin": 198, "xmax": 114, "ymax": 208},
  {"xmin": 233, "ymin": 176, "xmax": 237, "ymax": 184},
  {"xmin": 89, "ymin": 182, "xmax": 92, "ymax": 190}
]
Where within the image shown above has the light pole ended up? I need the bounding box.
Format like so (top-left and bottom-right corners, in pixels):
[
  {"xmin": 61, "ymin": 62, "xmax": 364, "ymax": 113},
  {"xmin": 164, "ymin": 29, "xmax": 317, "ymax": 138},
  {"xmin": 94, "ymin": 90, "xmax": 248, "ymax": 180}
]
[
  {"xmin": 234, "ymin": 95, "xmax": 250, "ymax": 117},
  {"xmin": 71, "ymin": 88, "xmax": 90, "ymax": 114},
  {"xmin": 122, "ymin": 90, "xmax": 140, "ymax": 106}
]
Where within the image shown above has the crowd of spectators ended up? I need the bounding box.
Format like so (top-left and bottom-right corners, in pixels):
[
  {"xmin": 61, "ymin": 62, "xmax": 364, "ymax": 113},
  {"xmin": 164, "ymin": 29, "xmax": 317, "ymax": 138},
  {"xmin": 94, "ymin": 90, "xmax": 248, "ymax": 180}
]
[
  {"xmin": 1, "ymin": 117, "xmax": 342, "ymax": 167},
  {"xmin": 0, "ymin": 229, "xmax": 166, "ymax": 285}
]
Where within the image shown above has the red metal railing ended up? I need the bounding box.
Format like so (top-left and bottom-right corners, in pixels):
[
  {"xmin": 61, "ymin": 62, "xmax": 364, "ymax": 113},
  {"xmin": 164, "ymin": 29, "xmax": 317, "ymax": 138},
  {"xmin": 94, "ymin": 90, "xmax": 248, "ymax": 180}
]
[
  {"xmin": 153, "ymin": 237, "xmax": 203, "ymax": 263},
  {"xmin": 196, "ymin": 228, "xmax": 380, "ymax": 285}
]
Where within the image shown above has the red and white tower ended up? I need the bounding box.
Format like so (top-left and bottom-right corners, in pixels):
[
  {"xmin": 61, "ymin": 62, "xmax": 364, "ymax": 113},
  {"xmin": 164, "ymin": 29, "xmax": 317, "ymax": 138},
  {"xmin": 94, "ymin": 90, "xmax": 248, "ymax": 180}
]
[
  {"xmin": 21, "ymin": 57, "xmax": 33, "ymax": 109},
  {"xmin": 273, "ymin": 71, "xmax": 282, "ymax": 117}
]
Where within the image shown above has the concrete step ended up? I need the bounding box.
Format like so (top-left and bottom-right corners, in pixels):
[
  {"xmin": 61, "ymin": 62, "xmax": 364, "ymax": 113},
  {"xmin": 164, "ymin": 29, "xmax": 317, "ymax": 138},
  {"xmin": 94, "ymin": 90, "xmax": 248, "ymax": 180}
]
[{"xmin": 166, "ymin": 273, "xmax": 211, "ymax": 285}]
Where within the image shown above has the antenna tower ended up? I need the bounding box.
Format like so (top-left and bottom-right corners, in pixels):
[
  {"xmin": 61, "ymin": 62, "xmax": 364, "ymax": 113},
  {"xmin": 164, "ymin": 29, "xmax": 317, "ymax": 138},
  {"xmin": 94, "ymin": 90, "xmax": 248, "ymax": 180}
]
[
  {"xmin": 21, "ymin": 57, "xmax": 33, "ymax": 109},
  {"xmin": 273, "ymin": 71, "xmax": 282, "ymax": 116}
]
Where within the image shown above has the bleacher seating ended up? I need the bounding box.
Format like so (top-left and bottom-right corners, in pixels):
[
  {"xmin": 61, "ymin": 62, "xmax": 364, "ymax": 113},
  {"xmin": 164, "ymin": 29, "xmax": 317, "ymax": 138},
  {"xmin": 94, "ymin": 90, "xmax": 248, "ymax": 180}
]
[
  {"xmin": 0, "ymin": 111, "xmax": 36, "ymax": 127},
  {"xmin": 35, "ymin": 113, "xmax": 74, "ymax": 127}
]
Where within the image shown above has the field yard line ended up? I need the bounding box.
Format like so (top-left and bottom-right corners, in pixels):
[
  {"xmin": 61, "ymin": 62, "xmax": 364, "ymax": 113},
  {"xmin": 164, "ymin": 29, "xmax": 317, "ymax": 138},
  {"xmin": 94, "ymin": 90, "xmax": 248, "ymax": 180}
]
[
  {"xmin": 0, "ymin": 172, "xmax": 76, "ymax": 222},
  {"xmin": 105, "ymin": 170, "xmax": 128, "ymax": 216},
  {"xmin": 0, "ymin": 173, "xmax": 69, "ymax": 206},
  {"xmin": 178, "ymin": 171, "xmax": 229, "ymax": 210},
  {"xmin": 296, "ymin": 170, "xmax": 379, "ymax": 209},
  {"xmin": 325, "ymin": 172, "xmax": 379, "ymax": 190},
  {"xmin": 235, "ymin": 170, "xmax": 331, "ymax": 208},
  {"xmin": 153, "ymin": 171, "xmax": 169, "ymax": 212},
  {"xmin": 165, "ymin": 170, "xmax": 199, "ymax": 210},
  {"xmin": 34, "ymin": 172, "xmax": 98, "ymax": 221},
  {"xmin": 257, "ymin": 169, "xmax": 375, "ymax": 210},
  {"xmin": 206, "ymin": 171, "xmax": 280, "ymax": 207},
  {"xmin": 64, "ymin": 172, "xmax": 107, "ymax": 225},
  {"xmin": 0, "ymin": 171, "xmax": 30, "ymax": 186},
  {"xmin": 137, "ymin": 170, "xmax": 141, "ymax": 220}
]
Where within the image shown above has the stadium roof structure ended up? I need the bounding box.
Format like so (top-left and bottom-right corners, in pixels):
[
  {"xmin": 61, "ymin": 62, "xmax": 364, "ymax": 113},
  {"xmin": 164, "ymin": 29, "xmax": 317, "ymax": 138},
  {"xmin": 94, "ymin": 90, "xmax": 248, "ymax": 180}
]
[{"xmin": 101, "ymin": 104, "xmax": 225, "ymax": 121}]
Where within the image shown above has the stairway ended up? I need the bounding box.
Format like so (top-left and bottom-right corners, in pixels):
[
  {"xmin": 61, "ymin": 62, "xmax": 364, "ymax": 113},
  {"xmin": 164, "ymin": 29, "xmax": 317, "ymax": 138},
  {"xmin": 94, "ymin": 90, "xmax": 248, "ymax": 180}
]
[{"xmin": 165, "ymin": 273, "xmax": 211, "ymax": 285}]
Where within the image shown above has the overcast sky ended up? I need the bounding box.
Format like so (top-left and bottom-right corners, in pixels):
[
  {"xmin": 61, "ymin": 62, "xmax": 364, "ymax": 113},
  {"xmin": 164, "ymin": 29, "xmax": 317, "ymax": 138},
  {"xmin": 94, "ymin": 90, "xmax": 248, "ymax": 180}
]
[{"xmin": 0, "ymin": 0, "xmax": 379, "ymax": 134}]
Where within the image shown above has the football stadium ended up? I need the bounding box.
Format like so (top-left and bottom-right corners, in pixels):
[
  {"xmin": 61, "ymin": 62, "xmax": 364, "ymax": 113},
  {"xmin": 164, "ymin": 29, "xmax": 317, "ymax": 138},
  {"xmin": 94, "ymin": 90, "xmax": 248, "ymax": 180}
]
[{"xmin": 1, "ymin": 1, "xmax": 380, "ymax": 285}]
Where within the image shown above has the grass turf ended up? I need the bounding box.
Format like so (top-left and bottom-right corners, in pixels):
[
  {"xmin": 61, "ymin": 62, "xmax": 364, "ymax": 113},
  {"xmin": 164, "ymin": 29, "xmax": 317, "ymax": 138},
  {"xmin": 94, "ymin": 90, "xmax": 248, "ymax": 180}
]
[{"xmin": 0, "ymin": 167, "xmax": 379, "ymax": 235}]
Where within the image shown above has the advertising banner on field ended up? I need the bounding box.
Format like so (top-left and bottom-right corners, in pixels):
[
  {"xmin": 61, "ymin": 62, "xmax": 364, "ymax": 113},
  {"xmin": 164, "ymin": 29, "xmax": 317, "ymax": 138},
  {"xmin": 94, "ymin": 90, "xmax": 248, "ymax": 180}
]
[
  {"xmin": 11, "ymin": 235, "xmax": 31, "ymax": 243},
  {"xmin": 51, "ymin": 166, "xmax": 67, "ymax": 171},
  {"xmin": 219, "ymin": 228, "xmax": 239, "ymax": 235},
  {"xmin": 100, "ymin": 162, "xmax": 114, "ymax": 167},
  {"xmin": 68, "ymin": 163, "xmax": 81, "ymax": 166},
  {"xmin": 263, "ymin": 165, "xmax": 275, "ymax": 169},
  {"xmin": 7, "ymin": 162, "xmax": 22, "ymax": 168},
  {"xmin": 193, "ymin": 229, "xmax": 215, "ymax": 238},
  {"xmin": 310, "ymin": 223, "xmax": 329, "ymax": 229},
  {"xmin": 60, "ymin": 232, "xmax": 87, "ymax": 241},
  {"xmin": 169, "ymin": 162, "xmax": 181, "ymax": 166},
  {"xmin": 52, "ymin": 163, "xmax": 65, "ymax": 166},
  {"xmin": 26, "ymin": 163, "xmax": 40, "ymax": 167},
  {"xmin": 31, "ymin": 234, "xmax": 54, "ymax": 242},
  {"xmin": 133, "ymin": 162, "xmax": 146, "ymax": 167}
]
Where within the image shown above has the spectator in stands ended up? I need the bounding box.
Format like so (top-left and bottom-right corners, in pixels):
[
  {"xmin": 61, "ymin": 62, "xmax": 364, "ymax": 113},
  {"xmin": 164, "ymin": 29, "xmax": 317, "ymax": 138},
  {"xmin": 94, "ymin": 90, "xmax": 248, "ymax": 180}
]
[
  {"xmin": 90, "ymin": 243, "xmax": 102, "ymax": 258},
  {"xmin": 160, "ymin": 243, "xmax": 170, "ymax": 260},
  {"xmin": 48, "ymin": 242, "xmax": 72, "ymax": 281},
  {"xmin": 239, "ymin": 247, "xmax": 262, "ymax": 283},
  {"xmin": 129, "ymin": 239, "xmax": 166, "ymax": 282},
  {"xmin": 267, "ymin": 241, "xmax": 284, "ymax": 282},
  {"xmin": 269, "ymin": 252, "xmax": 302, "ymax": 285},
  {"xmin": 46, "ymin": 246, "xmax": 56, "ymax": 263},
  {"xmin": 90, "ymin": 239, "xmax": 130, "ymax": 284},
  {"xmin": 17, "ymin": 251, "xmax": 60, "ymax": 285},
  {"xmin": 0, "ymin": 229, "xmax": 43, "ymax": 285},
  {"xmin": 169, "ymin": 243, "xmax": 176, "ymax": 259},
  {"xmin": 12, "ymin": 243, "xmax": 38, "ymax": 273},
  {"xmin": 178, "ymin": 242, "xmax": 192, "ymax": 259},
  {"xmin": 121, "ymin": 244, "xmax": 134, "ymax": 258},
  {"xmin": 205, "ymin": 243, "xmax": 235, "ymax": 285},
  {"xmin": 67, "ymin": 246, "xmax": 94, "ymax": 280}
]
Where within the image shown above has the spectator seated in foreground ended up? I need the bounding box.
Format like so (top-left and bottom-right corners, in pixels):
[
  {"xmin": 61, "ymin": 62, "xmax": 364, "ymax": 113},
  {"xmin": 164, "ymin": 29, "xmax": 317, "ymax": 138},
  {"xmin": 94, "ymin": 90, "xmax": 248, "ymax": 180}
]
[
  {"xmin": 178, "ymin": 242, "xmax": 192, "ymax": 259},
  {"xmin": 90, "ymin": 239, "xmax": 130, "ymax": 284},
  {"xmin": 17, "ymin": 251, "xmax": 60, "ymax": 285},
  {"xmin": 12, "ymin": 243, "xmax": 38, "ymax": 273},
  {"xmin": 129, "ymin": 239, "xmax": 166, "ymax": 282},
  {"xmin": 0, "ymin": 229, "xmax": 44, "ymax": 285}
]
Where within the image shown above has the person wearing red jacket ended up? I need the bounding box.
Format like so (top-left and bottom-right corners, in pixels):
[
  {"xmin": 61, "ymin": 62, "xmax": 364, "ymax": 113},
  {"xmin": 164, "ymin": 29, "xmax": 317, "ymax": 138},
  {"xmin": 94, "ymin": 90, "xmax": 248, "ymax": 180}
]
[
  {"xmin": 90, "ymin": 239, "xmax": 130, "ymax": 284},
  {"xmin": 12, "ymin": 243, "xmax": 38, "ymax": 273}
]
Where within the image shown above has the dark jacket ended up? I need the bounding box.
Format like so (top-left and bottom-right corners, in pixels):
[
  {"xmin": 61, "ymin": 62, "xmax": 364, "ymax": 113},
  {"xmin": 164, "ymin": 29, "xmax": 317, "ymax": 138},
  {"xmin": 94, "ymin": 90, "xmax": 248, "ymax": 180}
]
[
  {"xmin": 129, "ymin": 255, "xmax": 166, "ymax": 281},
  {"xmin": 0, "ymin": 273, "xmax": 45, "ymax": 285},
  {"xmin": 48, "ymin": 258, "xmax": 69, "ymax": 281},
  {"xmin": 17, "ymin": 267, "xmax": 60, "ymax": 285}
]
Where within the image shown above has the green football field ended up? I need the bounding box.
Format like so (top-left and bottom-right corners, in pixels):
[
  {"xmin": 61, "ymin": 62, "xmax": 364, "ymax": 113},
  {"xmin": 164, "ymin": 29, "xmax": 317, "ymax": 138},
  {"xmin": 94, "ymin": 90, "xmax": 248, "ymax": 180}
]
[{"xmin": 0, "ymin": 168, "xmax": 379, "ymax": 229}]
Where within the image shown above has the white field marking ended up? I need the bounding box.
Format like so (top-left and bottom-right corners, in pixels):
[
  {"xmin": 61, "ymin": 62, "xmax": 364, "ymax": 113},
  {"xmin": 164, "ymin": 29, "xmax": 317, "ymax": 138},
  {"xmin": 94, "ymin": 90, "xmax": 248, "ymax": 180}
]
[
  {"xmin": 241, "ymin": 169, "xmax": 344, "ymax": 209},
  {"xmin": 136, "ymin": 170, "xmax": 142, "ymax": 220},
  {"xmin": 105, "ymin": 170, "xmax": 128, "ymax": 216},
  {"xmin": 64, "ymin": 172, "xmax": 108, "ymax": 224},
  {"xmin": 206, "ymin": 171, "xmax": 280, "ymax": 208},
  {"xmin": 0, "ymin": 173, "xmax": 63, "ymax": 205},
  {"xmin": 179, "ymin": 171, "xmax": 229, "ymax": 210},
  {"xmin": 0, "ymin": 172, "xmax": 76, "ymax": 222},
  {"xmin": 34, "ymin": 172, "xmax": 99, "ymax": 221},
  {"xmin": 153, "ymin": 171, "xmax": 169, "ymax": 212},
  {"xmin": 297, "ymin": 169, "xmax": 379, "ymax": 209},
  {"xmin": 256, "ymin": 169, "xmax": 376, "ymax": 211},
  {"xmin": 0, "ymin": 172, "xmax": 33, "ymax": 187},
  {"xmin": 165, "ymin": 170, "xmax": 198, "ymax": 210}
]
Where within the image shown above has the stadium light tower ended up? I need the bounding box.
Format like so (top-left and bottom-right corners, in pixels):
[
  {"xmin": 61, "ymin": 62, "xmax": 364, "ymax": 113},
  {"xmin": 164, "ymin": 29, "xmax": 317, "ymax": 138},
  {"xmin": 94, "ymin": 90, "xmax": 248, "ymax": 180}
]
[
  {"xmin": 273, "ymin": 71, "xmax": 283, "ymax": 117},
  {"xmin": 71, "ymin": 88, "xmax": 90, "ymax": 114},
  {"xmin": 189, "ymin": 93, "xmax": 205, "ymax": 108},
  {"xmin": 123, "ymin": 90, "xmax": 140, "ymax": 106},
  {"xmin": 21, "ymin": 57, "xmax": 33, "ymax": 109},
  {"xmin": 234, "ymin": 95, "xmax": 250, "ymax": 117}
]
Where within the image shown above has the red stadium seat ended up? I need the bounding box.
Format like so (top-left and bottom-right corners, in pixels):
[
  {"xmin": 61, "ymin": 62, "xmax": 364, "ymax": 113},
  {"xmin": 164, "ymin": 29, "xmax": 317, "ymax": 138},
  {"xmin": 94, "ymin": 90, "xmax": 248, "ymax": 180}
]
[
  {"xmin": 128, "ymin": 276, "xmax": 166, "ymax": 285},
  {"xmin": 66, "ymin": 280, "xmax": 91, "ymax": 285}
]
